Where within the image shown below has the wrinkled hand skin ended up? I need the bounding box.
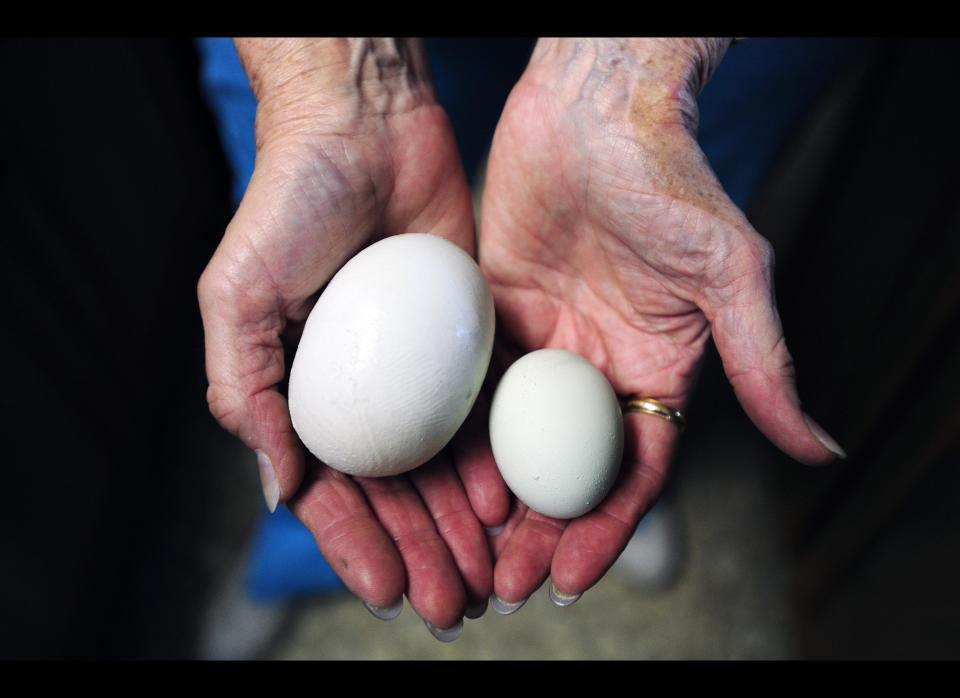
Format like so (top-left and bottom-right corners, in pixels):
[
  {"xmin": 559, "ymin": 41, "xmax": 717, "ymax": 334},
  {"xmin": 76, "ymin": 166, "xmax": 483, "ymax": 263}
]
[
  {"xmin": 480, "ymin": 37, "xmax": 841, "ymax": 605},
  {"xmin": 198, "ymin": 38, "xmax": 509, "ymax": 631}
]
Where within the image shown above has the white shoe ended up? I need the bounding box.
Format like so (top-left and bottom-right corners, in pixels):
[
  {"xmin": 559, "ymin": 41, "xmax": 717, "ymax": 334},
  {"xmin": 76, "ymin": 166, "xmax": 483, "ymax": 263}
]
[
  {"xmin": 196, "ymin": 550, "xmax": 293, "ymax": 660},
  {"xmin": 612, "ymin": 497, "xmax": 685, "ymax": 592}
]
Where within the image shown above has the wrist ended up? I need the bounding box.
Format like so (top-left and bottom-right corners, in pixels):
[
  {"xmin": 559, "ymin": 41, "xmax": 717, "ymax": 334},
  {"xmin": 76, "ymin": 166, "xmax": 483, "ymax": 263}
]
[
  {"xmin": 234, "ymin": 38, "xmax": 436, "ymax": 146},
  {"xmin": 526, "ymin": 38, "xmax": 732, "ymax": 131}
]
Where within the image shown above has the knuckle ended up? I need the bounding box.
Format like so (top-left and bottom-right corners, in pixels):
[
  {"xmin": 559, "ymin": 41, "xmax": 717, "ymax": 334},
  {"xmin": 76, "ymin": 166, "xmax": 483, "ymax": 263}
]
[
  {"xmin": 392, "ymin": 527, "xmax": 447, "ymax": 561},
  {"xmin": 770, "ymin": 334, "xmax": 797, "ymax": 375},
  {"xmin": 197, "ymin": 262, "xmax": 234, "ymax": 310},
  {"xmin": 755, "ymin": 237, "xmax": 776, "ymax": 270},
  {"xmin": 715, "ymin": 235, "xmax": 775, "ymax": 303},
  {"xmin": 431, "ymin": 507, "xmax": 477, "ymax": 538},
  {"xmin": 700, "ymin": 231, "xmax": 777, "ymax": 308},
  {"xmin": 205, "ymin": 382, "xmax": 247, "ymax": 436},
  {"xmin": 742, "ymin": 235, "xmax": 775, "ymax": 277}
]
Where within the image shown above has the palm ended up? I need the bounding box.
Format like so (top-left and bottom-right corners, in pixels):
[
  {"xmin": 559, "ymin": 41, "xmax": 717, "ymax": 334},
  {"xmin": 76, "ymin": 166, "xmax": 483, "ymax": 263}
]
[
  {"xmin": 201, "ymin": 103, "xmax": 503, "ymax": 630},
  {"xmin": 479, "ymin": 76, "xmax": 747, "ymax": 599},
  {"xmin": 222, "ymin": 104, "xmax": 474, "ymax": 328},
  {"xmin": 485, "ymin": 78, "xmax": 754, "ymax": 397}
]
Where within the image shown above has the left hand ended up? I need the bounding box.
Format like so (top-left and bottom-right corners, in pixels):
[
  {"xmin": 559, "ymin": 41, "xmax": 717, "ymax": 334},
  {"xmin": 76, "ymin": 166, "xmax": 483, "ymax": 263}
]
[
  {"xmin": 198, "ymin": 38, "xmax": 508, "ymax": 633},
  {"xmin": 479, "ymin": 38, "xmax": 844, "ymax": 608}
]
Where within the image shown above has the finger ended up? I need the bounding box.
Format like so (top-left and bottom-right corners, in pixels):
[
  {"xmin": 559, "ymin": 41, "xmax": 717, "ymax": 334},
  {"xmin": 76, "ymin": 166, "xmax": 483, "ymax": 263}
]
[
  {"xmin": 408, "ymin": 455, "xmax": 493, "ymax": 607},
  {"xmin": 450, "ymin": 393, "xmax": 510, "ymax": 530},
  {"xmin": 489, "ymin": 498, "xmax": 529, "ymax": 559},
  {"xmin": 355, "ymin": 472, "xmax": 467, "ymax": 630},
  {"xmin": 549, "ymin": 412, "xmax": 676, "ymax": 597},
  {"xmin": 198, "ymin": 264, "xmax": 304, "ymax": 511},
  {"xmin": 492, "ymin": 507, "xmax": 567, "ymax": 610},
  {"xmin": 288, "ymin": 464, "xmax": 405, "ymax": 610},
  {"xmin": 458, "ymin": 338, "xmax": 525, "ymax": 534},
  {"xmin": 706, "ymin": 237, "xmax": 845, "ymax": 465}
]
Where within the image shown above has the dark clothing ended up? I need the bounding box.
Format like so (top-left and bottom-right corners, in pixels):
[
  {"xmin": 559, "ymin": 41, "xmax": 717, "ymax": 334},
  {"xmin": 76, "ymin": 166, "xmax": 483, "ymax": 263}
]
[{"xmin": 0, "ymin": 39, "xmax": 233, "ymax": 658}]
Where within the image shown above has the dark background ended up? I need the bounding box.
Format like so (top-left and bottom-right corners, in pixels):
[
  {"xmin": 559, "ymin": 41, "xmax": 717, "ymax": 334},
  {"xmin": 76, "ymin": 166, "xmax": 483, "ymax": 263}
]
[{"xmin": 0, "ymin": 38, "xmax": 958, "ymax": 659}]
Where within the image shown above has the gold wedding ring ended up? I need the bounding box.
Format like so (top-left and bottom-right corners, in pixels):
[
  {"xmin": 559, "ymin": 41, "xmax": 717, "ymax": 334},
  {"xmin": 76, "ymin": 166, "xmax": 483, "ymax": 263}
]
[{"xmin": 620, "ymin": 396, "xmax": 688, "ymax": 432}]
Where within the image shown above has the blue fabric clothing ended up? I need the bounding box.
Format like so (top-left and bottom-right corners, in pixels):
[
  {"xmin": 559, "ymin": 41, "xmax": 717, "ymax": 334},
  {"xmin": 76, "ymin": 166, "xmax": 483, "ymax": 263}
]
[
  {"xmin": 195, "ymin": 38, "xmax": 258, "ymax": 208},
  {"xmin": 697, "ymin": 38, "xmax": 861, "ymax": 212}
]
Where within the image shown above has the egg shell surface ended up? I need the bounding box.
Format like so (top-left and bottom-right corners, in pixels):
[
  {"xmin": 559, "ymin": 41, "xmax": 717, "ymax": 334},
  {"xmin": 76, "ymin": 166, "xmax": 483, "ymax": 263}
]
[
  {"xmin": 489, "ymin": 348, "xmax": 624, "ymax": 519},
  {"xmin": 288, "ymin": 233, "xmax": 495, "ymax": 477}
]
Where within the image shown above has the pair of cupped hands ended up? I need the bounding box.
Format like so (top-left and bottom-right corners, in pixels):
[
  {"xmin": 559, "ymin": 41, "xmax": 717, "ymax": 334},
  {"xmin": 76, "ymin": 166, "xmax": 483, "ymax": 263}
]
[{"xmin": 198, "ymin": 37, "xmax": 844, "ymax": 639}]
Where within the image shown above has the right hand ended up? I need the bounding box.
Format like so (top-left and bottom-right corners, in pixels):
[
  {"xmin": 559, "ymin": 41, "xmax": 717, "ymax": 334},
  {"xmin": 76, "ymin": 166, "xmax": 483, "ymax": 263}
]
[
  {"xmin": 197, "ymin": 39, "xmax": 509, "ymax": 633},
  {"xmin": 477, "ymin": 38, "xmax": 846, "ymax": 608}
]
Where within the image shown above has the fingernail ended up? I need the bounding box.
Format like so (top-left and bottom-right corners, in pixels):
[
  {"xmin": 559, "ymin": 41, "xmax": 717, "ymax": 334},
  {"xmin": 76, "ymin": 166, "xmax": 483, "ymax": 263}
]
[
  {"xmin": 485, "ymin": 524, "xmax": 505, "ymax": 536},
  {"xmin": 255, "ymin": 449, "xmax": 280, "ymax": 512},
  {"xmin": 363, "ymin": 598, "xmax": 403, "ymax": 621},
  {"xmin": 803, "ymin": 415, "xmax": 847, "ymax": 459},
  {"xmin": 548, "ymin": 582, "xmax": 582, "ymax": 608},
  {"xmin": 424, "ymin": 618, "xmax": 463, "ymax": 642},
  {"xmin": 464, "ymin": 598, "xmax": 488, "ymax": 619},
  {"xmin": 490, "ymin": 594, "xmax": 527, "ymax": 615}
]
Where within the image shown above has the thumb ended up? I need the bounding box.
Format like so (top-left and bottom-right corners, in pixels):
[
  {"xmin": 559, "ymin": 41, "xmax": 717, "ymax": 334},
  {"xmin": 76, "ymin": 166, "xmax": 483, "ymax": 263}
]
[
  {"xmin": 197, "ymin": 256, "xmax": 304, "ymax": 512},
  {"xmin": 706, "ymin": 237, "xmax": 845, "ymax": 465}
]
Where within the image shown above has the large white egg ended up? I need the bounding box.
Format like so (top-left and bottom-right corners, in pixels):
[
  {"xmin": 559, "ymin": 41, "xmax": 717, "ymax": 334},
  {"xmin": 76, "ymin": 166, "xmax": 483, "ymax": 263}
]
[
  {"xmin": 489, "ymin": 349, "xmax": 624, "ymax": 519},
  {"xmin": 288, "ymin": 234, "xmax": 494, "ymax": 477}
]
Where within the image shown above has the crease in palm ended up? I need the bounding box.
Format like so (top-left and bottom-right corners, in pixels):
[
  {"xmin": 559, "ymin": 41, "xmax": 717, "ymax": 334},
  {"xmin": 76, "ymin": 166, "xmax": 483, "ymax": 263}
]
[{"xmin": 482, "ymin": 84, "xmax": 721, "ymax": 406}]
